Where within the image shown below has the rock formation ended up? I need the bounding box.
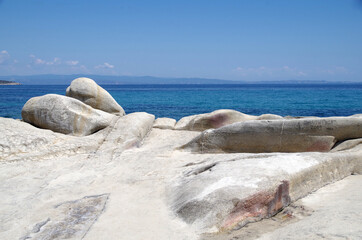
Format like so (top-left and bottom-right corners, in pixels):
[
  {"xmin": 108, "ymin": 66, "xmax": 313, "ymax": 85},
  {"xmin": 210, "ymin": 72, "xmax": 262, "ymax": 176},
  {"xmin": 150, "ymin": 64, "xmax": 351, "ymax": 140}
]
[
  {"xmin": 1, "ymin": 78, "xmax": 362, "ymax": 240},
  {"xmin": 175, "ymin": 109, "xmax": 283, "ymax": 131},
  {"xmin": 180, "ymin": 117, "xmax": 362, "ymax": 153},
  {"xmin": 66, "ymin": 77, "xmax": 125, "ymax": 116},
  {"xmin": 153, "ymin": 117, "xmax": 176, "ymax": 129},
  {"xmin": 22, "ymin": 94, "xmax": 115, "ymax": 136}
]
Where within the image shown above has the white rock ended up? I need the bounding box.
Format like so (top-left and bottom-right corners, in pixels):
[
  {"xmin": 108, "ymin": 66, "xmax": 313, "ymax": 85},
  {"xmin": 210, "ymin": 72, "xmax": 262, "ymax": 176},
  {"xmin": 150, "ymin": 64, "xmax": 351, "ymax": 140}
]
[
  {"xmin": 22, "ymin": 94, "xmax": 115, "ymax": 136},
  {"xmin": 181, "ymin": 117, "xmax": 362, "ymax": 153},
  {"xmin": 0, "ymin": 117, "xmax": 108, "ymax": 162},
  {"xmin": 153, "ymin": 117, "xmax": 176, "ymax": 129},
  {"xmin": 1, "ymin": 113, "xmax": 362, "ymax": 240},
  {"xmin": 175, "ymin": 109, "xmax": 258, "ymax": 131},
  {"xmin": 66, "ymin": 77, "xmax": 125, "ymax": 116}
]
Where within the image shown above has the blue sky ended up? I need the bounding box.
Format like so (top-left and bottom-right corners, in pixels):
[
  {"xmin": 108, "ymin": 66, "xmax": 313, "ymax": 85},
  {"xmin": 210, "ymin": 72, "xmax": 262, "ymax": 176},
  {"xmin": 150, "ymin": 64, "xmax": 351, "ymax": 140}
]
[{"xmin": 0, "ymin": 0, "xmax": 361, "ymax": 81}]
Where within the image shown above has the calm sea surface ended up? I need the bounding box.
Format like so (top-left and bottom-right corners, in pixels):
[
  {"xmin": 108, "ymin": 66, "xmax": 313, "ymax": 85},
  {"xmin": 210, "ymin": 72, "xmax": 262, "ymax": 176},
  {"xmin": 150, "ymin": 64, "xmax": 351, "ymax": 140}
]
[{"xmin": 1, "ymin": 84, "xmax": 362, "ymax": 120}]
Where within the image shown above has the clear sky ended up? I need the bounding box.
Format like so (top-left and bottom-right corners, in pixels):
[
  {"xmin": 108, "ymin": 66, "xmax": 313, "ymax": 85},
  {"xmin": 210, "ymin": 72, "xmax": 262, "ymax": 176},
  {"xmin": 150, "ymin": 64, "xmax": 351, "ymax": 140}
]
[{"xmin": 0, "ymin": 0, "xmax": 361, "ymax": 81}]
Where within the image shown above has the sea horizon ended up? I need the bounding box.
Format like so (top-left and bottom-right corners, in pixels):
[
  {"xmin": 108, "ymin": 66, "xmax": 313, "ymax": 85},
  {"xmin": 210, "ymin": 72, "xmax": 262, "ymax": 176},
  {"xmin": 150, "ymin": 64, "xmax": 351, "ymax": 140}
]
[{"xmin": 2, "ymin": 83, "xmax": 362, "ymax": 120}]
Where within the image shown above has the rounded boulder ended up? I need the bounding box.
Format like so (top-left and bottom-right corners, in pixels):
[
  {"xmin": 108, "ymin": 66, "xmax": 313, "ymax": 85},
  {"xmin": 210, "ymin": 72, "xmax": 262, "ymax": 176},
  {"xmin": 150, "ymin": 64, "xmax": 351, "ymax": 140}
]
[
  {"xmin": 66, "ymin": 77, "xmax": 125, "ymax": 116},
  {"xmin": 22, "ymin": 94, "xmax": 116, "ymax": 136}
]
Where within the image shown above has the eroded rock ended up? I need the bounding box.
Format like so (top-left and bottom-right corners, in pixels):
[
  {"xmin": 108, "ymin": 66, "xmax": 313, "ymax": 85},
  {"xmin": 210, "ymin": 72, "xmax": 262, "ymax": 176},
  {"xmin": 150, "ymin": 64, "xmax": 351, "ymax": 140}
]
[
  {"xmin": 180, "ymin": 117, "xmax": 362, "ymax": 153},
  {"xmin": 21, "ymin": 194, "xmax": 109, "ymax": 240},
  {"xmin": 0, "ymin": 117, "xmax": 107, "ymax": 161},
  {"xmin": 22, "ymin": 94, "xmax": 115, "ymax": 136},
  {"xmin": 66, "ymin": 77, "xmax": 125, "ymax": 116},
  {"xmin": 153, "ymin": 117, "xmax": 176, "ymax": 129},
  {"xmin": 174, "ymin": 110, "xmax": 284, "ymax": 131},
  {"xmin": 174, "ymin": 110, "xmax": 258, "ymax": 131},
  {"xmin": 170, "ymin": 148, "xmax": 362, "ymax": 233}
]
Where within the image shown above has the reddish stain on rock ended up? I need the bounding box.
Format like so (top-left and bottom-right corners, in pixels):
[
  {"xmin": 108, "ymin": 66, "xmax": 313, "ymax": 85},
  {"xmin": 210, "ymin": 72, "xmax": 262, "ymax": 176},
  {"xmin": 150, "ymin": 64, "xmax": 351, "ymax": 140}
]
[
  {"xmin": 221, "ymin": 181, "xmax": 290, "ymax": 230},
  {"xmin": 307, "ymin": 139, "xmax": 334, "ymax": 152},
  {"xmin": 208, "ymin": 113, "xmax": 229, "ymax": 129}
]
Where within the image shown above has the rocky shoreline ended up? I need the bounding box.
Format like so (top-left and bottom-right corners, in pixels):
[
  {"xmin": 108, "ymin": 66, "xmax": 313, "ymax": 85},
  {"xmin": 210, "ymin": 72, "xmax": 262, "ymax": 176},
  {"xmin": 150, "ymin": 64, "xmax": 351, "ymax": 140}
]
[
  {"xmin": 0, "ymin": 77, "xmax": 361, "ymax": 239},
  {"xmin": 0, "ymin": 80, "xmax": 21, "ymax": 85}
]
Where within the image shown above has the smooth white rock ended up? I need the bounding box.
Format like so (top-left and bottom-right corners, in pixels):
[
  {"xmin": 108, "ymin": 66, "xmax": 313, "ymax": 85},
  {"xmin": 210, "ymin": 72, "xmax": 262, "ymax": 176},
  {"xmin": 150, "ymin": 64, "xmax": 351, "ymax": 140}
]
[
  {"xmin": 153, "ymin": 117, "xmax": 176, "ymax": 129},
  {"xmin": 22, "ymin": 94, "xmax": 115, "ymax": 136},
  {"xmin": 66, "ymin": 77, "xmax": 125, "ymax": 116}
]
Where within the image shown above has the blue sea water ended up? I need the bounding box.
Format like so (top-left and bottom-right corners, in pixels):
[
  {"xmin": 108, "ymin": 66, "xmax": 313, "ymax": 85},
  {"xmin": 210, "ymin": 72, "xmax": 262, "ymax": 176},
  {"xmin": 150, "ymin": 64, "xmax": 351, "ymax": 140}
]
[{"xmin": 1, "ymin": 84, "xmax": 362, "ymax": 120}]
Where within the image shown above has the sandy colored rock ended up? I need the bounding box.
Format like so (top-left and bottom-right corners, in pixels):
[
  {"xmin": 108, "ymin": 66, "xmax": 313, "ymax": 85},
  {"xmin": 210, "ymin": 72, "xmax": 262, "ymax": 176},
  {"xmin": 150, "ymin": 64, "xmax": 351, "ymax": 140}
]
[
  {"xmin": 22, "ymin": 94, "xmax": 115, "ymax": 136},
  {"xmin": 66, "ymin": 77, "xmax": 125, "ymax": 116},
  {"xmin": 181, "ymin": 117, "xmax": 362, "ymax": 153},
  {"xmin": 153, "ymin": 117, "xmax": 176, "ymax": 129}
]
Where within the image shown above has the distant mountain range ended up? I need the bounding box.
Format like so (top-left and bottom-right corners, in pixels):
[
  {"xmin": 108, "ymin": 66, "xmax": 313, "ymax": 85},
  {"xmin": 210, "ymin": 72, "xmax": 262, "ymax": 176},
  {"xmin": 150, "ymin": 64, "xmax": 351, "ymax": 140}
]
[{"xmin": 0, "ymin": 74, "xmax": 359, "ymax": 85}]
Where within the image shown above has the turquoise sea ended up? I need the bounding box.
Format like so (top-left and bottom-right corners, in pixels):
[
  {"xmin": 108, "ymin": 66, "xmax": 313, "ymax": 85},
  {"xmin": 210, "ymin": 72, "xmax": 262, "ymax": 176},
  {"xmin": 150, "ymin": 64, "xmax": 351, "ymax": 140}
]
[{"xmin": 1, "ymin": 84, "xmax": 362, "ymax": 120}]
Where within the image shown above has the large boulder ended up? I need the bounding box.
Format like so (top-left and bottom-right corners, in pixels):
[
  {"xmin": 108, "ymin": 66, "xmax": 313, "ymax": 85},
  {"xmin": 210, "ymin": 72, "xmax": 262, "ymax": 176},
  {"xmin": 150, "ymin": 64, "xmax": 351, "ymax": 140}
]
[
  {"xmin": 66, "ymin": 77, "xmax": 125, "ymax": 116},
  {"xmin": 180, "ymin": 117, "xmax": 362, "ymax": 153},
  {"xmin": 22, "ymin": 94, "xmax": 116, "ymax": 136},
  {"xmin": 174, "ymin": 110, "xmax": 283, "ymax": 131}
]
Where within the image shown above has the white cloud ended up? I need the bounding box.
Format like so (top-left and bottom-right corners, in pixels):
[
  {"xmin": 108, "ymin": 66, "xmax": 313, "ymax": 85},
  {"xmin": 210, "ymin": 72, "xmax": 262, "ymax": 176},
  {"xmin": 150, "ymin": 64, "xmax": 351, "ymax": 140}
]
[
  {"xmin": 0, "ymin": 50, "xmax": 12, "ymax": 65},
  {"xmin": 30, "ymin": 55, "xmax": 61, "ymax": 65},
  {"xmin": 95, "ymin": 62, "xmax": 114, "ymax": 69},
  {"xmin": 320, "ymin": 66, "xmax": 350, "ymax": 75},
  {"xmin": 66, "ymin": 60, "xmax": 79, "ymax": 66}
]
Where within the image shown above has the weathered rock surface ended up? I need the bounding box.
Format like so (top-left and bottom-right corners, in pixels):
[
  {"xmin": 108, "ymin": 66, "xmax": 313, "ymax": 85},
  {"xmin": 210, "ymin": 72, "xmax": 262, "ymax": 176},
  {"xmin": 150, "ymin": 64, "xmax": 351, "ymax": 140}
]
[
  {"xmin": 0, "ymin": 117, "xmax": 107, "ymax": 162},
  {"xmin": 203, "ymin": 175, "xmax": 362, "ymax": 240},
  {"xmin": 331, "ymin": 138, "xmax": 362, "ymax": 152},
  {"xmin": 175, "ymin": 109, "xmax": 257, "ymax": 131},
  {"xmin": 22, "ymin": 94, "xmax": 115, "ymax": 136},
  {"xmin": 257, "ymin": 114, "xmax": 284, "ymax": 120},
  {"xmin": 66, "ymin": 77, "xmax": 125, "ymax": 116},
  {"xmin": 257, "ymin": 175, "xmax": 362, "ymax": 240},
  {"xmin": 153, "ymin": 117, "xmax": 176, "ymax": 129},
  {"xmin": 170, "ymin": 147, "xmax": 362, "ymax": 232},
  {"xmin": 20, "ymin": 194, "xmax": 109, "ymax": 240},
  {"xmin": 175, "ymin": 110, "xmax": 284, "ymax": 131},
  {"xmin": 181, "ymin": 117, "xmax": 362, "ymax": 153},
  {"xmin": 1, "ymin": 111, "xmax": 362, "ymax": 240},
  {"xmin": 95, "ymin": 112, "xmax": 155, "ymax": 158}
]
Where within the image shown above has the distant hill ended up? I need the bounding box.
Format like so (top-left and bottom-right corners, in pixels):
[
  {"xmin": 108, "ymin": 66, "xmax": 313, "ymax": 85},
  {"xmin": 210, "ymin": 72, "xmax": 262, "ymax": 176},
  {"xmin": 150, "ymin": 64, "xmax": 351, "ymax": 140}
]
[
  {"xmin": 0, "ymin": 74, "xmax": 359, "ymax": 85},
  {"xmin": 0, "ymin": 80, "xmax": 20, "ymax": 85}
]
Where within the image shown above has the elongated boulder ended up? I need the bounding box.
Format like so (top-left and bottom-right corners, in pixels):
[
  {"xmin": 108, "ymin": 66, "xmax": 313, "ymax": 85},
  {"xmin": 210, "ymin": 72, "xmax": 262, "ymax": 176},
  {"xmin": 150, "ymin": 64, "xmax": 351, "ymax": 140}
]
[
  {"xmin": 180, "ymin": 117, "xmax": 362, "ymax": 153},
  {"xmin": 175, "ymin": 109, "xmax": 283, "ymax": 131},
  {"xmin": 175, "ymin": 110, "xmax": 256, "ymax": 131},
  {"xmin": 66, "ymin": 77, "xmax": 125, "ymax": 116},
  {"xmin": 22, "ymin": 94, "xmax": 115, "ymax": 136}
]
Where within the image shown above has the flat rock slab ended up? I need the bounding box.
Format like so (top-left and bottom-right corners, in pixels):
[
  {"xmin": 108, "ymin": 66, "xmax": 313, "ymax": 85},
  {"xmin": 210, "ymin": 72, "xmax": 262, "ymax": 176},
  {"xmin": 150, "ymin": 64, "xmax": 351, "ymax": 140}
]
[{"xmin": 0, "ymin": 124, "xmax": 361, "ymax": 239}]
